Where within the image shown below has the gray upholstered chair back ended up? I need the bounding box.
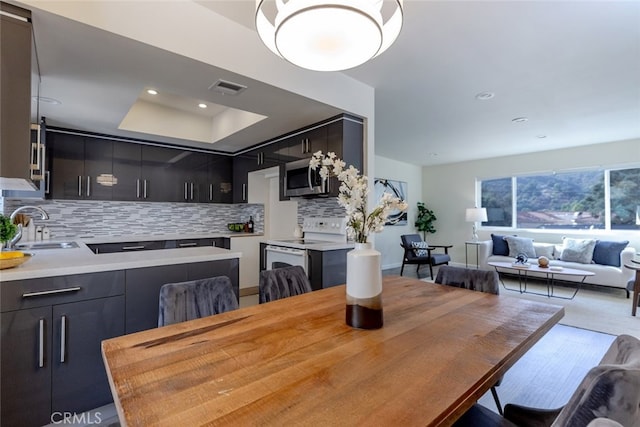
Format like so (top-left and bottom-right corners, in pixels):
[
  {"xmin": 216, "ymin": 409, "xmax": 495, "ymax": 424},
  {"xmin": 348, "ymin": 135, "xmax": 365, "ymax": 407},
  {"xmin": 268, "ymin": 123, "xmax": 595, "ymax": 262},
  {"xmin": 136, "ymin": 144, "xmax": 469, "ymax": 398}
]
[
  {"xmin": 551, "ymin": 334, "xmax": 640, "ymax": 427},
  {"xmin": 435, "ymin": 265, "xmax": 500, "ymax": 295},
  {"xmin": 259, "ymin": 265, "xmax": 312, "ymax": 303},
  {"xmin": 158, "ymin": 275, "xmax": 239, "ymax": 327}
]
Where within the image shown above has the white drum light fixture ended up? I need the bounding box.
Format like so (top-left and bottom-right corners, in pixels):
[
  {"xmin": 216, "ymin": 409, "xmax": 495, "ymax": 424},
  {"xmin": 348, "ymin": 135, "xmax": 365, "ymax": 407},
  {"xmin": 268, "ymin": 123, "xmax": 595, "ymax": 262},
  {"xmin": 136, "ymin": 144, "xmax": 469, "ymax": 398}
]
[{"xmin": 255, "ymin": 0, "xmax": 403, "ymax": 72}]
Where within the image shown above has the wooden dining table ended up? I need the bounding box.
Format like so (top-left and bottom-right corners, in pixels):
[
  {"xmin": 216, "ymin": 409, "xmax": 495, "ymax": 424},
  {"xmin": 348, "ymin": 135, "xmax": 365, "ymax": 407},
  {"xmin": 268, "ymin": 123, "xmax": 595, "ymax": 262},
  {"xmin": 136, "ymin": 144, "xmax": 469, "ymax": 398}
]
[{"xmin": 102, "ymin": 275, "xmax": 564, "ymax": 427}]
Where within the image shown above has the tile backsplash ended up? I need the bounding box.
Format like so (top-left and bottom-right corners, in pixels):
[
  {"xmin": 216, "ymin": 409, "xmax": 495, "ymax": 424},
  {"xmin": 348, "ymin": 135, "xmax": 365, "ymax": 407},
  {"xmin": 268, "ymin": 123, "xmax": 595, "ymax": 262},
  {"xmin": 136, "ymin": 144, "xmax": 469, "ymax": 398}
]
[
  {"xmin": 1, "ymin": 198, "xmax": 263, "ymax": 240},
  {"xmin": 297, "ymin": 198, "xmax": 345, "ymax": 224}
]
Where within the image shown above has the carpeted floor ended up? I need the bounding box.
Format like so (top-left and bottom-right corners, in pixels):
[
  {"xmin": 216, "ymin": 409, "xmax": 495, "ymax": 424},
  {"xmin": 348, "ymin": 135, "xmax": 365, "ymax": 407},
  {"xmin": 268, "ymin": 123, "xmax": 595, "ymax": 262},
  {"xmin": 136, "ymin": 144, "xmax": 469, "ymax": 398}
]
[{"xmin": 478, "ymin": 323, "xmax": 615, "ymax": 412}]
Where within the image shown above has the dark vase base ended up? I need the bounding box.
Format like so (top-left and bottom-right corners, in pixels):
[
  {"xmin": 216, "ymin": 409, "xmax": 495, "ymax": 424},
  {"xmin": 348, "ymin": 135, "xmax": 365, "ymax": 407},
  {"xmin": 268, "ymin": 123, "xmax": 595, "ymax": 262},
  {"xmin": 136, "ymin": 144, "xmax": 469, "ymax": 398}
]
[{"xmin": 346, "ymin": 304, "xmax": 383, "ymax": 329}]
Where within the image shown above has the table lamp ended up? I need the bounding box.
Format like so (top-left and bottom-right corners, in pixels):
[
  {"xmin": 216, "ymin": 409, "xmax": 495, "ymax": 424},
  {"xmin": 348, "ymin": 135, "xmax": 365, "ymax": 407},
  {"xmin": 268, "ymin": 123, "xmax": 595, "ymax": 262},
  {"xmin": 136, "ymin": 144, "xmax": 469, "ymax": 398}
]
[{"xmin": 465, "ymin": 207, "xmax": 487, "ymax": 241}]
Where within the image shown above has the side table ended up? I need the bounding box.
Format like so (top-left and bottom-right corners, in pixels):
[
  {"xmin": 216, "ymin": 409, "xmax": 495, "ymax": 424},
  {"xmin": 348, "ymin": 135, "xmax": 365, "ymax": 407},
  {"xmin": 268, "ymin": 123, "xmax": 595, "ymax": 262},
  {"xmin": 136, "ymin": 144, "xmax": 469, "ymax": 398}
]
[
  {"xmin": 624, "ymin": 260, "xmax": 640, "ymax": 316},
  {"xmin": 465, "ymin": 241, "xmax": 482, "ymax": 268}
]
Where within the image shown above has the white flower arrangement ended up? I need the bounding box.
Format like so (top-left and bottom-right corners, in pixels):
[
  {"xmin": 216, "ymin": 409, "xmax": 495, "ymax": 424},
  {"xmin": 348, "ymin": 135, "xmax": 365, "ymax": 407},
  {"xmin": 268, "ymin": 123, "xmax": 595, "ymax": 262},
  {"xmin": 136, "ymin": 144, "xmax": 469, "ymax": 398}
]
[{"xmin": 310, "ymin": 151, "xmax": 408, "ymax": 243}]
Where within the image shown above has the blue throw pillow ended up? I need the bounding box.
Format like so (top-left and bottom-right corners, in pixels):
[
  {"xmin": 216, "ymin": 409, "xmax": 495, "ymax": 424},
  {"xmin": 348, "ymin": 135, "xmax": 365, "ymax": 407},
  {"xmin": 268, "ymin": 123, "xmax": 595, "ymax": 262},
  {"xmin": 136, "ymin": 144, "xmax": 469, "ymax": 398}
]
[
  {"xmin": 491, "ymin": 234, "xmax": 510, "ymax": 256},
  {"xmin": 411, "ymin": 241, "xmax": 429, "ymax": 257},
  {"xmin": 592, "ymin": 240, "xmax": 629, "ymax": 267}
]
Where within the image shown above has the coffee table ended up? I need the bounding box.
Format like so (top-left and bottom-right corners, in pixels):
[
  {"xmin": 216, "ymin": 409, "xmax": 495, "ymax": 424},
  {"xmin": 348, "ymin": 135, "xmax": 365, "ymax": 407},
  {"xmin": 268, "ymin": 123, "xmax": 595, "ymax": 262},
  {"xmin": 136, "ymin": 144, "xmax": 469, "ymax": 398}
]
[{"xmin": 488, "ymin": 261, "xmax": 595, "ymax": 299}]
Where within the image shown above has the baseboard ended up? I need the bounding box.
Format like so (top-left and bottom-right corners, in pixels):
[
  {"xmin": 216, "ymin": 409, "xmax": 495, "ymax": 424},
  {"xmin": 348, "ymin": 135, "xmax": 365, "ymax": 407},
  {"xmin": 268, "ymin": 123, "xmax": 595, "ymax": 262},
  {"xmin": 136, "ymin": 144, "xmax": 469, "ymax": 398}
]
[{"xmin": 240, "ymin": 286, "xmax": 258, "ymax": 297}]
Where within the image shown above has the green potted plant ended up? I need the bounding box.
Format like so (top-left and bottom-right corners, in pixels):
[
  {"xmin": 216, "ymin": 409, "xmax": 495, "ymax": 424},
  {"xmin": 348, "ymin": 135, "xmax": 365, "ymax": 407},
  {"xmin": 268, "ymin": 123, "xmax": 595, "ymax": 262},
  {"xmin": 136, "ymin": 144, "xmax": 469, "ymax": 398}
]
[
  {"xmin": 415, "ymin": 202, "xmax": 437, "ymax": 240},
  {"xmin": 0, "ymin": 214, "xmax": 17, "ymax": 250}
]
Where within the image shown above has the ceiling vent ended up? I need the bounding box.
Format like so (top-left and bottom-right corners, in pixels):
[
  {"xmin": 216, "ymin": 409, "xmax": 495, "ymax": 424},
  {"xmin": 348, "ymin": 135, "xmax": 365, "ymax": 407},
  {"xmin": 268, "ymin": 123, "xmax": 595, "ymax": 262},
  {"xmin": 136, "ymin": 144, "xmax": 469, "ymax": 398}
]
[{"xmin": 208, "ymin": 79, "xmax": 247, "ymax": 96}]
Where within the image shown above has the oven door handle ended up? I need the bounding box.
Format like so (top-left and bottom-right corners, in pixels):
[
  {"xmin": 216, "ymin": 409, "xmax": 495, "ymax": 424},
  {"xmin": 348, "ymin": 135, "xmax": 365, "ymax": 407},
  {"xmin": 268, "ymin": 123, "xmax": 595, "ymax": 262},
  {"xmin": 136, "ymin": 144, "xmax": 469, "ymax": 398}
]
[{"xmin": 265, "ymin": 246, "xmax": 305, "ymax": 255}]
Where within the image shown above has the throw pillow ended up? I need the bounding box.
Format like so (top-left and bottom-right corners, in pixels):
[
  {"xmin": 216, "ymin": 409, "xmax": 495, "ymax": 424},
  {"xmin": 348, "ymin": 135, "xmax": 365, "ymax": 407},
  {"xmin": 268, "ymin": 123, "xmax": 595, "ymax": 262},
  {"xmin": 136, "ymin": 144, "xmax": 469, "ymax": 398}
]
[
  {"xmin": 535, "ymin": 244, "xmax": 555, "ymax": 259},
  {"xmin": 491, "ymin": 234, "xmax": 511, "ymax": 256},
  {"xmin": 503, "ymin": 236, "xmax": 536, "ymax": 258},
  {"xmin": 411, "ymin": 241, "xmax": 429, "ymax": 257},
  {"xmin": 592, "ymin": 240, "xmax": 629, "ymax": 267},
  {"xmin": 560, "ymin": 237, "xmax": 597, "ymax": 264}
]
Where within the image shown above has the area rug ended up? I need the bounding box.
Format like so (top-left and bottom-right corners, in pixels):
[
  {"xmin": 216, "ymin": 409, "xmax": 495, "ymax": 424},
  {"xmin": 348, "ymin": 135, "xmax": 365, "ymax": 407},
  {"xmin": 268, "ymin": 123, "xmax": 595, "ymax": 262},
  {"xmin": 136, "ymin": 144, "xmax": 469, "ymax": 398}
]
[
  {"xmin": 497, "ymin": 278, "xmax": 640, "ymax": 337},
  {"xmin": 478, "ymin": 323, "xmax": 615, "ymax": 412}
]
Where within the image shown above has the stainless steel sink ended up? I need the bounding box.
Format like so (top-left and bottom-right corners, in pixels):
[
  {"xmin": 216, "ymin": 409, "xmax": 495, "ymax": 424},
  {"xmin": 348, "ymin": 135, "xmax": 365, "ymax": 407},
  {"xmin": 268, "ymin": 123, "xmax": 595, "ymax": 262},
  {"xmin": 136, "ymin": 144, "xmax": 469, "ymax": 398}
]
[{"xmin": 16, "ymin": 241, "xmax": 79, "ymax": 250}]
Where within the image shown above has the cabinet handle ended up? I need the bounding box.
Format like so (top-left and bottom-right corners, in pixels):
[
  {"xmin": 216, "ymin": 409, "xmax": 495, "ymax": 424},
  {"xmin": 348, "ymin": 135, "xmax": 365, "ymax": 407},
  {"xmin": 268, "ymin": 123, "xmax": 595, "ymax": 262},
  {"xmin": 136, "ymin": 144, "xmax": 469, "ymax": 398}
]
[
  {"xmin": 122, "ymin": 245, "xmax": 145, "ymax": 250},
  {"xmin": 242, "ymin": 183, "xmax": 247, "ymax": 201},
  {"xmin": 190, "ymin": 182, "xmax": 194, "ymax": 200},
  {"xmin": 78, "ymin": 176, "xmax": 83, "ymax": 197},
  {"xmin": 136, "ymin": 179, "xmax": 140, "ymax": 198},
  {"xmin": 306, "ymin": 138, "xmax": 310, "ymax": 153},
  {"xmin": 86, "ymin": 176, "xmax": 91, "ymax": 197},
  {"xmin": 209, "ymin": 184, "xmax": 213, "ymax": 201},
  {"xmin": 184, "ymin": 182, "xmax": 188, "ymax": 200},
  {"xmin": 178, "ymin": 242, "xmax": 198, "ymax": 247},
  {"xmin": 38, "ymin": 318, "xmax": 45, "ymax": 369},
  {"xmin": 143, "ymin": 179, "xmax": 148, "ymax": 198},
  {"xmin": 23, "ymin": 287, "xmax": 82, "ymax": 298},
  {"xmin": 60, "ymin": 315, "xmax": 67, "ymax": 363}
]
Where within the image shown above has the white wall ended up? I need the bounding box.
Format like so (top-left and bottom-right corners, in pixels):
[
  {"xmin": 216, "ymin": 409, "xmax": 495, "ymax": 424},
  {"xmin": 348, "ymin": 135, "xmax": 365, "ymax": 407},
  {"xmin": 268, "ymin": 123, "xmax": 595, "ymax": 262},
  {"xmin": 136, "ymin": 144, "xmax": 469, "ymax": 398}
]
[
  {"xmin": 373, "ymin": 156, "xmax": 423, "ymax": 270},
  {"xmin": 422, "ymin": 138, "xmax": 640, "ymax": 266}
]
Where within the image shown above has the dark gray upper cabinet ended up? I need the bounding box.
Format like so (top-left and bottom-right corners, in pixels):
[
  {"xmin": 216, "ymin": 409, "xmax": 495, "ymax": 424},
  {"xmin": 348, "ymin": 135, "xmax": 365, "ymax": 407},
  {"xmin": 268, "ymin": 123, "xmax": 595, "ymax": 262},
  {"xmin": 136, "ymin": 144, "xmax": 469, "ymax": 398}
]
[
  {"xmin": 0, "ymin": 2, "xmax": 35, "ymax": 189},
  {"xmin": 281, "ymin": 125, "xmax": 328, "ymax": 163},
  {"xmin": 48, "ymin": 132, "xmax": 113, "ymax": 200},
  {"xmin": 232, "ymin": 153, "xmax": 254, "ymax": 203},
  {"xmin": 204, "ymin": 154, "xmax": 233, "ymax": 203},
  {"xmin": 112, "ymin": 140, "xmax": 142, "ymax": 201}
]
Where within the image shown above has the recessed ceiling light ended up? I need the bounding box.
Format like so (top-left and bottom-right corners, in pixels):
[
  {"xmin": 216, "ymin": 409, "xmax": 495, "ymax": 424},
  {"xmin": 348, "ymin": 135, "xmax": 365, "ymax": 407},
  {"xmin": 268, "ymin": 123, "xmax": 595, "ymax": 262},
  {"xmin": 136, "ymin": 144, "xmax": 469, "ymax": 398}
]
[
  {"xmin": 147, "ymin": 89, "xmax": 158, "ymax": 95},
  {"xmin": 537, "ymin": 135, "xmax": 547, "ymax": 139},
  {"xmin": 512, "ymin": 117, "xmax": 528, "ymax": 123},
  {"xmin": 198, "ymin": 103, "xmax": 207, "ymax": 109},
  {"xmin": 475, "ymin": 92, "xmax": 495, "ymax": 100}
]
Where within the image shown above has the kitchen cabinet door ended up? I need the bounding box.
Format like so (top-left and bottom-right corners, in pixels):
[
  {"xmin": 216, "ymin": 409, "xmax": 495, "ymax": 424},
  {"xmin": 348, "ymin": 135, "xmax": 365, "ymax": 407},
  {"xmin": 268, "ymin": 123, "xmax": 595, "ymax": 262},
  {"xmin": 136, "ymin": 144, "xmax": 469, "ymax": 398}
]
[
  {"xmin": 112, "ymin": 141, "xmax": 142, "ymax": 201},
  {"xmin": 325, "ymin": 117, "xmax": 363, "ymax": 197},
  {"xmin": 48, "ymin": 132, "xmax": 85, "ymax": 199},
  {"xmin": 141, "ymin": 145, "xmax": 183, "ymax": 202},
  {"xmin": 48, "ymin": 133, "xmax": 113, "ymax": 200},
  {"xmin": 125, "ymin": 265, "xmax": 187, "ymax": 333},
  {"xmin": 283, "ymin": 126, "xmax": 328, "ymax": 162},
  {"xmin": 51, "ymin": 295, "xmax": 124, "ymax": 416},
  {"xmin": 174, "ymin": 150, "xmax": 209, "ymax": 202},
  {"xmin": 84, "ymin": 137, "xmax": 113, "ymax": 200},
  {"xmin": 204, "ymin": 154, "xmax": 233, "ymax": 203},
  {"xmin": 1, "ymin": 307, "xmax": 52, "ymax": 427},
  {"xmin": 232, "ymin": 154, "xmax": 253, "ymax": 203},
  {"xmin": 187, "ymin": 259, "xmax": 240, "ymax": 302}
]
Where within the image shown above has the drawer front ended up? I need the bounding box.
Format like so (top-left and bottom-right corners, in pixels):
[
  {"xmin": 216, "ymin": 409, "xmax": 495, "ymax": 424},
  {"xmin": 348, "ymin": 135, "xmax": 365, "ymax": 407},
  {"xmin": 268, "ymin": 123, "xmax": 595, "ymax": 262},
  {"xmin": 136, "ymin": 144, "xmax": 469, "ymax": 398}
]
[
  {"xmin": 88, "ymin": 241, "xmax": 166, "ymax": 254},
  {"xmin": 1, "ymin": 270, "xmax": 125, "ymax": 312}
]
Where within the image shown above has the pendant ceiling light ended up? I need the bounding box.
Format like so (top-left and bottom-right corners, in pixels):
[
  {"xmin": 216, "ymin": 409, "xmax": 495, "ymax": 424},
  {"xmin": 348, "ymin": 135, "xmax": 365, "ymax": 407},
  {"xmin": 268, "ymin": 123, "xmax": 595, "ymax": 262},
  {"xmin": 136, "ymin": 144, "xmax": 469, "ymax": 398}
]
[{"xmin": 255, "ymin": 0, "xmax": 404, "ymax": 72}]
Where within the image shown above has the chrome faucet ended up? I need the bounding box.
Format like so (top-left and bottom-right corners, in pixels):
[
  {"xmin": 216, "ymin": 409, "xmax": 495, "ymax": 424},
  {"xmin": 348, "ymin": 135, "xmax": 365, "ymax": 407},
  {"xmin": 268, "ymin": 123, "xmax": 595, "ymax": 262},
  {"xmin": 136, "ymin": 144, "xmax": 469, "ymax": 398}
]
[{"xmin": 8, "ymin": 205, "xmax": 49, "ymax": 249}]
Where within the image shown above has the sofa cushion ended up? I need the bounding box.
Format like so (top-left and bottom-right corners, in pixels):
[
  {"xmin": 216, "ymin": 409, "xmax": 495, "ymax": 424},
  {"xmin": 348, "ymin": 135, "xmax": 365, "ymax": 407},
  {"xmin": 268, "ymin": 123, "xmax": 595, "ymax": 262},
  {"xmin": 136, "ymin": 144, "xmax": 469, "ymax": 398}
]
[
  {"xmin": 491, "ymin": 234, "xmax": 511, "ymax": 256},
  {"xmin": 411, "ymin": 241, "xmax": 429, "ymax": 257},
  {"xmin": 592, "ymin": 240, "xmax": 629, "ymax": 267},
  {"xmin": 561, "ymin": 237, "xmax": 597, "ymax": 264},
  {"xmin": 504, "ymin": 236, "xmax": 536, "ymax": 258}
]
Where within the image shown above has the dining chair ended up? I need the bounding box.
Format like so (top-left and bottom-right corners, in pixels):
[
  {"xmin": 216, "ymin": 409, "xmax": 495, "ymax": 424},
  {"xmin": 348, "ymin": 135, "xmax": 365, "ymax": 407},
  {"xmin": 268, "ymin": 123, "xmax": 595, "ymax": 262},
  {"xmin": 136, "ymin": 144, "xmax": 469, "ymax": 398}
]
[
  {"xmin": 158, "ymin": 275, "xmax": 239, "ymax": 327},
  {"xmin": 435, "ymin": 265, "xmax": 503, "ymax": 414},
  {"xmin": 400, "ymin": 234, "xmax": 452, "ymax": 278},
  {"xmin": 259, "ymin": 265, "xmax": 312, "ymax": 303},
  {"xmin": 453, "ymin": 334, "xmax": 640, "ymax": 427}
]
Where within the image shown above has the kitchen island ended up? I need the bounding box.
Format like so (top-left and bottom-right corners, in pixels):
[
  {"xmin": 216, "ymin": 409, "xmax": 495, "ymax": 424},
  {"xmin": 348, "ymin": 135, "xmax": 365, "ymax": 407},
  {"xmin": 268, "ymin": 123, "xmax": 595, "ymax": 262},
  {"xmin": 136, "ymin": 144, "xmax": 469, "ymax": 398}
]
[{"xmin": 0, "ymin": 236, "xmax": 242, "ymax": 427}]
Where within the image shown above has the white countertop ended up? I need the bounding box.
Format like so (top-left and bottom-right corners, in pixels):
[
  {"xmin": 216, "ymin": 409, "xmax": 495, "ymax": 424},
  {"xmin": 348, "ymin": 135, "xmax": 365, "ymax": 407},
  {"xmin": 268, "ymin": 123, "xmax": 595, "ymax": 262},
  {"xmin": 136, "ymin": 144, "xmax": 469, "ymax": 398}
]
[
  {"xmin": 80, "ymin": 232, "xmax": 262, "ymax": 244},
  {"xmin": 0, "ymin": 239, "xmax": 242, "ymax": 282},
  {"xmin": 265, "ymin": 238, "xmax": 355, "ymax": 251}
]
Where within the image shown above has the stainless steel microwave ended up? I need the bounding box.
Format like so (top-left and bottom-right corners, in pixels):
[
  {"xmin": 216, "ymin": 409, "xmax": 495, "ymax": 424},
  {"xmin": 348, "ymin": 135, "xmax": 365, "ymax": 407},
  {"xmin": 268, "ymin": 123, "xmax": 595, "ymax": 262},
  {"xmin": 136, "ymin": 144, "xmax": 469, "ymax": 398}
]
[{"xmin": 284, "ymin": 158, "xmax": 329, "ymax": 198}]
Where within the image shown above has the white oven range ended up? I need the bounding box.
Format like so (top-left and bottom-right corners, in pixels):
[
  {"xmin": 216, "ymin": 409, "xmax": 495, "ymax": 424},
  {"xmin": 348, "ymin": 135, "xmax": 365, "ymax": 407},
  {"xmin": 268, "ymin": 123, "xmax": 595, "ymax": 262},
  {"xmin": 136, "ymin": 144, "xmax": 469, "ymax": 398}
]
[{"xmin": 264, "ymin": 217, "xmax": 351, "ymax": 274}]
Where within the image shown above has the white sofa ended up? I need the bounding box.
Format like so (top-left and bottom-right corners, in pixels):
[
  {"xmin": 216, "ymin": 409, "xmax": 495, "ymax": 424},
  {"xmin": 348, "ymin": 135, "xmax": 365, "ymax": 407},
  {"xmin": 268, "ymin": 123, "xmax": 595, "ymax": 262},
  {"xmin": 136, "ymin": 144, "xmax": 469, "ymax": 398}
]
[{"xmin": 477, "ymin": 239, "xmax": 636, "ymax": 296}]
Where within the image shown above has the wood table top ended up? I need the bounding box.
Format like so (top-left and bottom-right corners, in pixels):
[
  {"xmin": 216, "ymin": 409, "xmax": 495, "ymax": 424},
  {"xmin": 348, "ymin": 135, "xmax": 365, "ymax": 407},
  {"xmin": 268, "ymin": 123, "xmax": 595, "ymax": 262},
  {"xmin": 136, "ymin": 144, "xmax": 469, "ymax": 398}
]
[
  {"xmin": 489, "ymin": 260, "xmax": 595, "ymax": 276},
  {"xmin": 102, "ymin": 275, "xmax": 564, "ymax": 427}
]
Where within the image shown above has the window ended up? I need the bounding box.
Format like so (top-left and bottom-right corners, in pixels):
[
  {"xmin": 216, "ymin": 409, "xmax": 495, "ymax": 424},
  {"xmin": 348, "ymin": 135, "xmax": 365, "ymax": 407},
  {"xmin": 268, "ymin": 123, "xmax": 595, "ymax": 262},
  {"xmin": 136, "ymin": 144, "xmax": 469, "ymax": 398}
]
[
  {"xmin": 481, "ymin": 178, "xmax": 512, "ymax": 227},
  {"xmin": 610, "ymin": 168, "xmax": 640, "ymax": 230},
  {"xmin": 479, "ymin": 167, "xmax": 640, "ymax": 231}
]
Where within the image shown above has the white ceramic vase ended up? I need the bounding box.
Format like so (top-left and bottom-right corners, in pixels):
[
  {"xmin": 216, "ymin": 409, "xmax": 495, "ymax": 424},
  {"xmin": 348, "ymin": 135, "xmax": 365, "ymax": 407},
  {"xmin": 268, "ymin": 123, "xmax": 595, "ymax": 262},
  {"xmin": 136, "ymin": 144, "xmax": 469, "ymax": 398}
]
[{"xmin": 345, "ymin": 242, "xmax": 383, "ymax": 329}]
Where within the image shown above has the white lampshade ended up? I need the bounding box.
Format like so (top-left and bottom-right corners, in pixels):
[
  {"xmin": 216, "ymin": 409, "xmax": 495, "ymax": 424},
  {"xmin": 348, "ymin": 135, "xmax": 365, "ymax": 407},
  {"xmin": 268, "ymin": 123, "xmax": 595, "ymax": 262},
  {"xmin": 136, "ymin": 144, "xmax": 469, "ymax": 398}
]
[
  {"xmin": 255, "ymin": 0, "xmax": 404, "ymax": 72},
  {"xmin": 466, "ymin": 207, "xmax": 488, "ymax": 223}
]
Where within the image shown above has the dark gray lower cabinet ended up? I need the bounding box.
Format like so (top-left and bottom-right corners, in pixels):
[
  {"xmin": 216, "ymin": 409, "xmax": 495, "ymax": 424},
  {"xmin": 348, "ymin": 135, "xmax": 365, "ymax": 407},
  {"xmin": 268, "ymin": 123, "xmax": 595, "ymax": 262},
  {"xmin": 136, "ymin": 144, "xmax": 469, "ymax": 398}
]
[
  {"xmin": 0, "ymin": 271, "xmax": 125, "ymax": 427},
  {"xmin": 307, "ymin": 249, "xmax": 350, "ymax": 291},
  {"xmin": 125, "ymin": 259, "xmax": 240, "ymax": 334}
]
